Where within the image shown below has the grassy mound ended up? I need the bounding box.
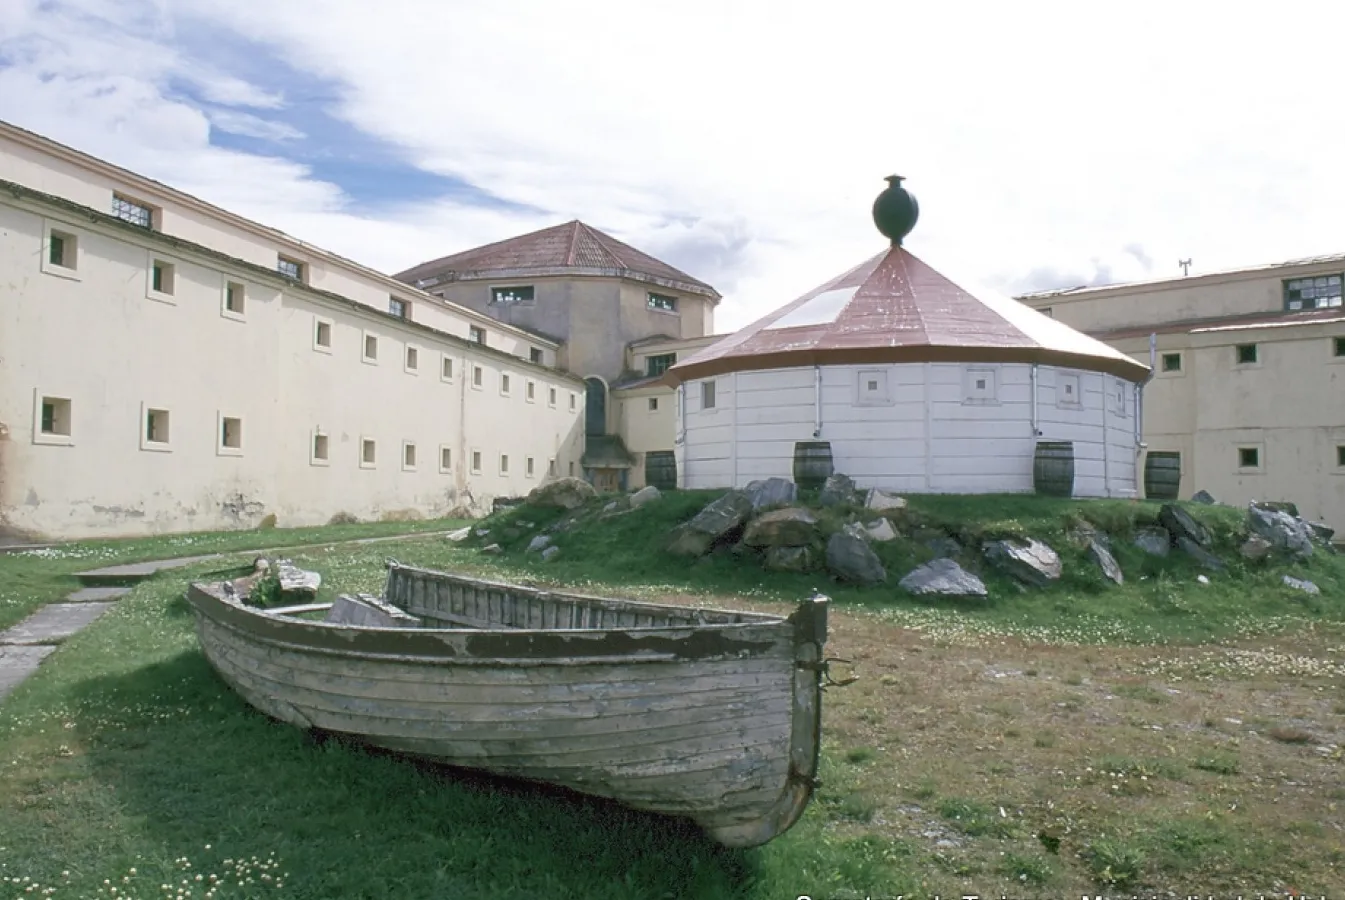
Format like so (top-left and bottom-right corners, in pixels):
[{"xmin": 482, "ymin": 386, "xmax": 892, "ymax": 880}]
[{"xmin": 467, "ymin": 491, "xmax": 1344, "ymax": 644}]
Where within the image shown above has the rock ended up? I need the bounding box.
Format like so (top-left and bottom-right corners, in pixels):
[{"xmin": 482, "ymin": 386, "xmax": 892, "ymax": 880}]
[
  {"xmin": 526, "ymin": 535, "xmax": 552, "ymax": 553},
  {"xmin": 1065, "ymin": 523, "xmax": 1101, "ymax": 549},
  {"xmin": 481, "ymin": 543, "xmax": 503, "ymax": 555},
  {"xmin": 1159, "ymin": 504, "xmax": 1212, "ymax": 548},
  {"xmin": 982, "ymin": 539, "xmax": 1062, "ymax": 587},
  {"xmin": 602, "ymin": 501, "xmax": 618, "ymax": 513},
  {"xmin": 1197, "ymin": 574, "xmax": 1210, "ymax": 585},
  {"xmin": 1239, "ymin": 534, "xmax": 1273, "ymax": 562},
  {"xmin": 474, "ymin": 528, "xmax": 491, "ymax": 537},
  {"xmin": 842, "ymin": 522, "xmax": 868, "ymax": 541},
  {"xmin": 526, "ymin": 477, "xmax": 597, "ymax": 510},
  {"xmin": 666, "ymin": 490, "xmax": 754, "ymax": 557},
  {"xmin": 1134, "ymin": 528, "xmax": 1171, "ymax": 557},
  {"xmin": 541, "ymin": 546, "xmax": 561, "ymax": 562},
  {"xmin": 1308, "ymin": 521, "xmax": 1335, "ymax": 544},
  {"xmin": 1176, "ymin": 536, "xmax": 1224, "ymax": 570},
  {"xmin": 1253, "ymin": 499, "xmax": 1299, "ymax": 517},
  {"xmin": 864, "ymin": 518, "xmax": 899, "ymax": 542},
  {"xmin": 1282, "ymin": 575, "xmax": 1320, "ymax": 595},
  {"xmin": 864, "ymin": 488, "xmax": 907, "ymax": 512},
  {"xmin": 1191, "ymin": 490, "xmax": 1217, "ymax": 505},
  {"xmin": 1087, "ymin": 539, "xmax": 1123, "ymax": 585},
  {"xmin": 744, "ymin": 477, "xmax": 797, "ymax": 510},
  {"xmin": 926, "ymin": 536, "xmax": 963, "ymax": 559},
  {"xmin": 825, "ymin": 532, "xmax": 886, "ymax": 585},
  {"xmin": 1247, "ymin": 505, "xmax": 1315, "ymax": 559},
  {"xmin": 819, "ymin": 473, "xmax": 858, "ymax": 508},
  {"xmin": 898, "ymin": 558, "xmax": 987, "ymax": 597},
  {"xmin": 445, "ymin": 526, "xmax": 472, "ymax": 543},
  {"xmin": 275, "ymin": 560, "xmax": 321, "ymax": 597},
  {"xmin": 764, "ymin": 545, "xmax": 812, "ymax": 572},
  {"xmin": 743, "ymin": 507, "xmax": 820, "ymax": 547},
  {"xmin": 629, "ymin": 485, "xmax": 661, "ymax": 508}
]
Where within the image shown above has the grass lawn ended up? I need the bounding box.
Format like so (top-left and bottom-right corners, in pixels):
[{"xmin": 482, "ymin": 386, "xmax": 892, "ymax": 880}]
[{"xmin": 2, "ymin": 494, "xmax": 1343, "ymax": 896}]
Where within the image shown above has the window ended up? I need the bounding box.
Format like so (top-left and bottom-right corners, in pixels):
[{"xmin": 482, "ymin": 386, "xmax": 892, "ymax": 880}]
[
  {"xmin": 645, "ymin": 353, "xmax": 677, "ymax": 376},
  {"xmin": 219, "ymin": 415, "xmax": 242, "ymax": 454},
  {"xmin": 548, "ymin": 387, "xmax": 557, "ymax": 407},
  {"xmin": 441, "ymin": 356, "xmax": 455, "ymax": 381},
  {"xmin": 278, "ymin": 255, "xmax": 304, "ymax": 281},
  {"xmin": 1161, "ymin": 352, "xmax": 1182, "ymax": 372},
  {"xmin": 526, "ymin": 380, "xmax": 536, "ymax": 402},
  {"xmin": 501, "ymin": 373, "xmax": 512, "ymax": 396},
  {"xmin": 49, "ymin": 232, "xmax": 69, "ymax": 267},
  {"xmin": 149, "ymin": 259, "xmax": 176, "ymax": 298},
  {"xmin": 964, "ymin": 368, "xmax": 998, "ymax": 403},
  {"xmin": 1337, "ymin": 445, "xmax": 1345, "ymax": 468},
  {"xmin": 526, "ymin": 457, "xmax": 535, "ymax": 478},
  {"xmin": 499, "ymin": 454, "xmax": 510, "ymax": 475},
  {"xmin": 856, "ymin": 369, "xmax": 889, "ymax": 405},
  {"xmin": 1235, "ymin": 343, "xmax": 1258, "ymax": 365},
  {"xmin": 405, "ymin": 346, "xmax": 419, "ymax": 372},
  {"xmin": 569, "ymin": 461, "xmax": 575, "ymax": 476},
  {"xmin": 648, "ymin": 397, "xmax": 659, "ymax": 411},
  {"xmin": 1056, "ymin": 372, "xmax": 1081, "ymax": 407},
  {"xmin": 363, "ymin": 333, "xmax": 379, "ymax": 363},
  {"xmin": 439, "ymin": 446, "xmax": 453, "ymax": 473},
  {"xmin": 530, "ymin": 347, "xmax": 543, "ymax": 364},
  {"xmin": 1040, "ymin": 307, "xmax": 1054, "ymax": 318},
  {"xmin": 142, "ymin": 406, "xmax": 171, "ymax": 450},
  {"xmin": 1113, "ymin": 379, "xmax": 1126, "ymax": 415},
  {"xmin": 569, "ymin": 393, "xmax": 577, "ymax": 411},
  {"xmin": 471, "ymin": 450, "xmax": 482, "ymax": 474},
  {"xmin": 1238, "ymin": 446, "xmax": 1260, "ymax": 469},
  {"xmin": 469, "ymin": 325, "xmax": 486, "ymax": 344},
  {"xmin": 647, "ymin": 292, "xmax": 678, "ymax": 313},
  {"xmin": 472, "ymin": 365, "xmax": 483, "ymax": 388},
  {"xmin": 35, "ymin": 394, "xmax": 72, "ymax": 445},
  {"xmin": 1335, "ymin": 337, "xmax": 1345, "ymax": 358},
  {"xmin": 702, "ymin": 381, "xmax": 717, "ymax": 409},
  {"xmin": 111, "ymin": 193, "xmax": 154, "ymax": 228},
  {"xmin": 43, "ymin": 226, "xmax": 78, "ymax": 277},
  {"xmin": 311, "ymin": 432, "xmax": 330, "ymax": 466},
  {"xmin": 491, "ymin": 286, "xmax": 534, "ymax": 305},
  {"xmin": 389, "ymin": 297, "xmax": 409, "ymax": 319},
  {"xmin": 548, "ymin": 459, "xmax": 558, "ymax": 476},
  {"xmin": 314, "ymin": 318, "xmax": 333, "ymax": 351},
  {"xmin": 1284, "ymin": 274, "xmax": 1342, "ymax": 310},
  {"xmin": 361, "ymin": 438, "xmax": 377, "ymax": 468},
  {"xmin": 223, "ymin": 281, "xmax": 246, "ymax": 318},
  {"xmin": 402, "ymin": 441, "xmax": 417, "ymax": 471}
]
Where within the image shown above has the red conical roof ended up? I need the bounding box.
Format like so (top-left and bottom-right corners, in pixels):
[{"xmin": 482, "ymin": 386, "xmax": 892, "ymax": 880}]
[{"xmin": 666, "ymin": 245, "xmax": 1150, "ymax": 384}]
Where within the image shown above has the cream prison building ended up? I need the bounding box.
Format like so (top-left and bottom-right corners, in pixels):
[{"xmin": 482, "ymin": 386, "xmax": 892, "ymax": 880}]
[
  {"xmin": 1018, "ymin": 255, "xmax": 1345, "ymax": 534},
  {"xmin": 0, "ymin": 120, "xmax": 593, "ymax": 541}
]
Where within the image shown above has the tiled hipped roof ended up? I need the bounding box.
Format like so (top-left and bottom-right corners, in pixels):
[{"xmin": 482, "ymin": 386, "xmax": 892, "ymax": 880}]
[{"xmin": 395, "ymin": 220, "xmax": 719, "ymax": 299}]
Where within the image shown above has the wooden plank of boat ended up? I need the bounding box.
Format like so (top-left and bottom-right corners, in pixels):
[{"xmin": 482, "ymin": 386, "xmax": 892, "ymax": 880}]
[{"xmin": 185, "ymin": 562, "xmax": 830, "ymax": 848}]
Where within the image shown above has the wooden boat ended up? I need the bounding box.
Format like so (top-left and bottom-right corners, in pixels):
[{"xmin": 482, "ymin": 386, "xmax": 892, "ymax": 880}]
[{"xmin": 185, "ymin": 561, "xmax": 834, "ymax": 848}]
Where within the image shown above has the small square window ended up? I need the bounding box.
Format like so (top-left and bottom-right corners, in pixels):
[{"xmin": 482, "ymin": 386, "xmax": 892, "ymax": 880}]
[
  {"xmin": 1236, "ymin": 343, "xmax": 1258, "ymax": 365},
  {"xmin": 389, "ymin": 297, "xmax": 409, "ymax": 319},
  {"xmin": 441, "ymin": 356, "xmax": 455, "ymax": 381},
  {"xmin": 526, "ymin": 456, "xmax": 535, "ymax": 478},
  {"xmin": 964, "ymin": 368, "xmax": 998, "ymax": 403},
  {"xmin": 1056, "ymin": 372, "xmax": 1080, "ymax": 407},
  {"xmin": 402, "ymin": 441, "xmax": 417, "ymax": 471},
  {"xmin": 35, "ymin": 394, "xmax": 72, "ymax": 445},
  {"xmin": 470, "ymin": 325, "xmax": 486, "ymax": 345},
  {"xmin": 647, "ymin": 292, "xmax": 678, "ymax": 313},
  {"xmin": 530, "ymin": 347, "xmax": 543, "ymax": 364},
  {"xmin": 648, "ymin": 397, "xmax": 659, "ymax": 411},
  {"xmin": 856, "ymin": 369, "xmax": 889, "ymax": 405},
  {"xmin": 314, "ymin": 318, "xmax": 333, "ymax": 351},
  {"xmin": 1334, "ymin": 336, "xmax": 1345, "ymax": 358},
  {"xmin": 526, "ymin": 380, "xmax": 536, "ymax": 402},
  {"xmin": 548, "ymin": 387, "xmax": 557, "ymax": 407},
  {"xmin": 112, "ymin": 193, "xmax": 155, "ymax": 228},
  {"xmin": 45, "ymin": 228, "xmax": 78, "ymax": 273},
  {"xmin": 219, "ymin": 416, "xmax": 242, "ymax": 454},
  {"xmin": 142, "ymin": 407, "xmax": 171, "ymax": 450},
  {"xmin": 1161, "ymin": 352, "xmax": 1182, "ymax": 372},
  {"xmin": 499, "ymin": 454, "xmax": 510, "ymax": 475},
  {"xmin": 471, "ymin": 450, "xmax": 483, "ymax": 474},
  {"xmin": 223, "ymin": 281, "xmax": 246, "ymax": 319},
  {"xmin": 405, "ymin": 346, "xmax": 419, "ymax": 372},
  {"xmin": 1238, "ymin": 446, "xmax": 1260, "ymax": 469},
  {"xmin": 363, "ymin": 333, "xmax": 379, "ymax": 363},
  {"xmin": 439, "ymin": 446, "xmax": 453, "ymax": 473},
  {"xmin": 548, "ymin": 458, "xmax": 558, "ymax": 476},
  {"xmin": 472, "ymin": 366, "xmax": 484, "ymax": 388},
  {"xmin": 1337, "ymin": 445, "xmax": 1345, "ymax": 468},
  {"xmin": 312, "ymin": 432, "xmax": 330, "ymax": 466},
  {"xmin": 702, "ymin": 381, "xmax": 717, "ymax": 409},
  {"xmin": 361, "ymin": 438, "xmax": 377, "ymax": 468},
  {"xmin": 278, "ymin": 255, "xmax": 305, "ymax": 281},
  {"xmin": 149, "ymin": 259, "xmax": 176, "ymax": 299}
]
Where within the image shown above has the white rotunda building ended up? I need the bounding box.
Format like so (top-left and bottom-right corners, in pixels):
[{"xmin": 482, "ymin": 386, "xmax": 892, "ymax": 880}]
[{"xmin": 663, "ymin": 178, "xmax": 1151, "ymax": 497}]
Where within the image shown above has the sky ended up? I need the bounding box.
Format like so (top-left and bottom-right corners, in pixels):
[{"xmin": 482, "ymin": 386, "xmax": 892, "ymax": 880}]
[{"xmin": 3, "ymin": 0, "xmax": 1344, "ymax": 333}]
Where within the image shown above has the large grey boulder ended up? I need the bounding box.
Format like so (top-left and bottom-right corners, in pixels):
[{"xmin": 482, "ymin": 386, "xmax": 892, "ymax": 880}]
[
  {"xmin": 1282, "ymin": 575, "xmax": 1320, "ymax": 595},
  {"xmin": 1134, "ymin": 528, "xmax": 1171, "ymax": 557},
  {"xmin": 819, "ymin": 473, "xmax": 858, "ymax": 507},
  {"xmin": 666, "ymin": 490, "xmax": 753, "ymax": 557},
  {"xmin": 541, "ymin": 545, "xmax": 561, "ymax": 562},
  {"xmin": 1191, "ymin": 490, "xmax": 1217, "ymax": 505},
  {"xmin": 1247, "ymin": 504, "xmax": 1315, "ymax": 559},
  {"xmin": 1177, "ymin": 536, "xmax": 1224, "ymax": 570},
  {"xmin": 1308, "ymin": 521, "xmax": 1336, "ymax": 545},
  {"xmin": 743, "ymin": 507, "xmax": 820, "ymax": 547},
  {"xmin": 825, "ymin": 532, "xmax": 886, "ymax": 584},
  {"xmin": 982, "ymin": 539, "xmax": 1062, "ymax": 587},
  {"xmin": 745, "ymin": 477, "xmax": 797, "ymax": 510},
  {"xmin": 764, "ymin": 545, "xmax": 812, "ymax": 572},
  {"xmin": 629, "ymin": 485, "xmax": 661, "ymax": 509},
  {"xmin": 526, "ymin": 534, "xmax": 552, "ymax": 553},
  {"xmin": 898, "ymin": 558, "xmax": 987, "ymax": 597},
  {"xmin": 1087, "ymin": 539, "xmax": 1123, "ymax": 585},
  {"xmin": 864, "ymin": 488, "xmax": 907, "ymax": 512},
  {"xmin": 1159, "ymin": 504, "xmax": 1212, "ymax": 547},
  {"xmin": 527, "ymin": 477, "xmax": 597, "ymax": 510}
]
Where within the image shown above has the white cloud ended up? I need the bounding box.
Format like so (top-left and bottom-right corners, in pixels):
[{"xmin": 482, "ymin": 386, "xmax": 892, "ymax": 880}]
[
  {"xmin": 4, "ymin": 0, "xmax": 1345, "ymax": 332},
  {"xmin": 205, "ymin": 109, "xmax": 302, "ymax": 142}
]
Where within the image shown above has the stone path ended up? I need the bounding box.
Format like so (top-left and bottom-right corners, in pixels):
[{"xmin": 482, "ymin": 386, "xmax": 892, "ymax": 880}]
[{"xmin": 0, "ymin": 528, "xmax": 457, "ymax": 702}]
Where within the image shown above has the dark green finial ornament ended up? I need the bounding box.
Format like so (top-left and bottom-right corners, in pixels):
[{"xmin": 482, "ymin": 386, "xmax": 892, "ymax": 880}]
[{"xmin": 872, "ymin": 175, "xmax": 919, "ymax": 246}]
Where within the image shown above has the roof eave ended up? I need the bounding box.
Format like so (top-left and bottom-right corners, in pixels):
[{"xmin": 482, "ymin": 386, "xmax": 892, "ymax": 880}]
[{"xmin": 405, "ymin": 265, "xmax": 720, "ymax": 302}]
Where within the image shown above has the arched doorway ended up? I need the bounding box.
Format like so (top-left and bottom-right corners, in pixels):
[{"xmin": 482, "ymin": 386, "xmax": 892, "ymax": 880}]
[{"xmin": 585, "ymin": 377, "xmax": 606, "ymax": 436}]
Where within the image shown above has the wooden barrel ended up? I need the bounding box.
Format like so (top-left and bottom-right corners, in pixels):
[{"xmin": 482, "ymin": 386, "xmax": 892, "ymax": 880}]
[
  {"xmin": 1144, "ymin": 451, "xmax": 1181, "ymax": 500},
  {"xmin": 793, "ymin": 441, "xmax": 834, "ymax": 490},
  {"xmin": 644, "ymin": 451, "xmax": 677, "ymax": 490},
  {"xmin": 1032, "ymin": 441, "xmax": 1075, "ymax": 497}
]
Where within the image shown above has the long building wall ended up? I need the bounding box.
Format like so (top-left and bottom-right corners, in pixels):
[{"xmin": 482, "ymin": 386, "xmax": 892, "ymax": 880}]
[
  {"xmin": 675, "ymin": 363, "xmax": 1138, "ymax": 497},
  {"xmin": 0, "ymin": 191, "xmax": 584, "ymax": 540}
]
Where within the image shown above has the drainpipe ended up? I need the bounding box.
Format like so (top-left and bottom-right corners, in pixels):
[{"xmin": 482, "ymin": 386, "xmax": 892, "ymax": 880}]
[
  {"xmin": 1030, "ymin": 364, "xmax": 1041, "ymax": 437},
  {"xmin": 812, "ymin": 365, "xmax": 823, "ymax": 438}
]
